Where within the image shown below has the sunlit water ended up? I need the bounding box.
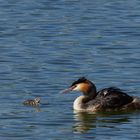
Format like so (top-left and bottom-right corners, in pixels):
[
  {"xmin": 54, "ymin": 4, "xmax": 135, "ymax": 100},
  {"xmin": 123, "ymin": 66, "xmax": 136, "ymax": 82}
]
[{"xmin": 0, "ymin": 0, "xmax": 140, "ymax": 139}]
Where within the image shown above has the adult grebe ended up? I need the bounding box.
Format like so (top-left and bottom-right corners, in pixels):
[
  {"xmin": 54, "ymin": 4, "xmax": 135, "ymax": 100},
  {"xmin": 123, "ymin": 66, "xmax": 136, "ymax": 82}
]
[{"xmin": 62, "ymin": 77, "xmax": 140, "ymax": 112}]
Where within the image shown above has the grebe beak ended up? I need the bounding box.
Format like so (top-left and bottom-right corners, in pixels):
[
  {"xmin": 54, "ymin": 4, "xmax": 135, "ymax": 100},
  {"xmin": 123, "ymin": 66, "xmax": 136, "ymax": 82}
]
[{"xmin": 60, "ymin": 86, "xmax": 76, "ymax": 94}]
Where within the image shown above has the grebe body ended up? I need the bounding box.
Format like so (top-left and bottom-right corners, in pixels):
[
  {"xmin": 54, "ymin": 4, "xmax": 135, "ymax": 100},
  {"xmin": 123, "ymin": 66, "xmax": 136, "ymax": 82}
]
[
  {"xmin": 63, "ymin": 77, "xmax": 140, "ymax": 112},
  {"xmin": 23, "ymin": 97, "xmax": 40, "ymax": 106}
]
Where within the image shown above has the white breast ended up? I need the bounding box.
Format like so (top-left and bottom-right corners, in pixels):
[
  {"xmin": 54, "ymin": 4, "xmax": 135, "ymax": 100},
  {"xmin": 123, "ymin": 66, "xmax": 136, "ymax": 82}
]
[
  {"xmin": 73, "ymin": 96, "xmax": 100, "ymax": 112},
  {"xmin": 73, "ymin": 96, "xmax": 85, "ymax": 111}
]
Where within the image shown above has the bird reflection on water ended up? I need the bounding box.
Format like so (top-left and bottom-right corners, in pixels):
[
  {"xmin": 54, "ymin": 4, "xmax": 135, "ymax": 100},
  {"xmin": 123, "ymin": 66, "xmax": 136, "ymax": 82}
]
[
  {"xmin": 73, "ymin": 111, "xmax": 96, "ymax": 133},
  {"xmin": 73, "ymin": 110, "xmax": 131, "ymax": 134}
]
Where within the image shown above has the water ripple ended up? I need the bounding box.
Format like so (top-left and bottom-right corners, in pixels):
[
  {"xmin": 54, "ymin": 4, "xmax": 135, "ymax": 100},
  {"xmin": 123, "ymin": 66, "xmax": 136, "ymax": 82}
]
[{"xmin": 0, "ymin": 0, "xmax": 140, "ymax": 140}]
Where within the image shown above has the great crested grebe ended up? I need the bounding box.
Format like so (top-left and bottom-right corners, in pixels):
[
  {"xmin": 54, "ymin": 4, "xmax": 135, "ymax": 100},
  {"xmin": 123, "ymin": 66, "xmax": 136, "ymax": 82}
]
[
  {"xmin": 62, "ymin": 77, "xmax": 140, "ymax": 112},
  {"xmin": 23, "ymin": 97, "xmax": 40, "ymax": 106}
]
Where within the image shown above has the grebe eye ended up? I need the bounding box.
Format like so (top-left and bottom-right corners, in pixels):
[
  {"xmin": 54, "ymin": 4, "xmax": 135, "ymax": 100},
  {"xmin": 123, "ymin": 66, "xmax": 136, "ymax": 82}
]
[
  {"xmin": 70, "ymin": 84, "xmax": 77, "ymax": 88},
  {"xmin": 74, "ymin": 85, "xmax": 78, "ymax": 88}
]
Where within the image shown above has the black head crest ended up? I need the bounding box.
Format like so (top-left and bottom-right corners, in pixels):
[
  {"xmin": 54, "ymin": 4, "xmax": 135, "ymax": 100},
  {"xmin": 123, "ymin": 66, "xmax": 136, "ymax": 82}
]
[{"xmin": 71, "ymin": 77, "xmax": 88, "ymax": 87}]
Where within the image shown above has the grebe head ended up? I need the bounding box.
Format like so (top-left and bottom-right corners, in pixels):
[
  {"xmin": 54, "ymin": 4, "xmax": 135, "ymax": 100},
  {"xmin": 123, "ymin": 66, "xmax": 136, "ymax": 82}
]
[
  {"xmin": 62, "ymin": 77, "xmax": 97, "ymax": 95},
  {"xmin": 34, "ymin": 97, "xmax": 40, "ymax": 104}
]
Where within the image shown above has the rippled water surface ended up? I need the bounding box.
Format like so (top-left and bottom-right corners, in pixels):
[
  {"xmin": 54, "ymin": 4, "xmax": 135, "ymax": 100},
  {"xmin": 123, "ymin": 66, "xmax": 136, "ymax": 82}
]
[{"xmin": 0, "ymin": 0, "xmax": 140, "ymax": 139}]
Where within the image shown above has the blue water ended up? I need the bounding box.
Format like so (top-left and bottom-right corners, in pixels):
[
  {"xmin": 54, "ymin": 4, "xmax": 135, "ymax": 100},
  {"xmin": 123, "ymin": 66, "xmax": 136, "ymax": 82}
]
[{"xmin": 0, "ymin": 0, "xmax": 140, "ymax": 139}]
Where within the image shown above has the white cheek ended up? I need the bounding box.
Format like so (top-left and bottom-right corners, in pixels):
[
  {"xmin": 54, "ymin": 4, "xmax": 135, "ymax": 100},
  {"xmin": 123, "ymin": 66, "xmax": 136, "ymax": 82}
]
[{"xmin": 73, "ymin": 85, "xmax": 81, "ymax": 91}]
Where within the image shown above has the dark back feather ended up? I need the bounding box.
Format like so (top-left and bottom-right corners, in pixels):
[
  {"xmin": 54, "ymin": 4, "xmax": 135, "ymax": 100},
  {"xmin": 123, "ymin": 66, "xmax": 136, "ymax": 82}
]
[{"xmin": 97, "ymin": 87, "xmax": 133, "ymax": 109}]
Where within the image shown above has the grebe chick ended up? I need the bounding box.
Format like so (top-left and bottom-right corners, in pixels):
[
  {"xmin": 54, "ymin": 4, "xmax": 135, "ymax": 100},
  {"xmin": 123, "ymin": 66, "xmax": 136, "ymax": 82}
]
[
  {"xmin": 62, "ymin": 77, "xmax": 140, "ymax": 112},
  {"xmin": 23, "ymin": 97, "xmax": 40, "ymax": 106}
]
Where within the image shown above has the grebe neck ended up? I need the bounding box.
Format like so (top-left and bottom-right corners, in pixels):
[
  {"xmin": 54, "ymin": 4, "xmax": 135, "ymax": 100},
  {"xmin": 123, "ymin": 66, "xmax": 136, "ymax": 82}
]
[
  {"xmin": 83, "ymin": 83, "xmax": 97, "ymax": 100},
  {"xmin": 73, "ymin": 88, "xmax": 97, "ymax": 111}
]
